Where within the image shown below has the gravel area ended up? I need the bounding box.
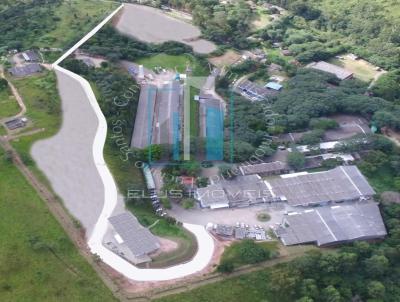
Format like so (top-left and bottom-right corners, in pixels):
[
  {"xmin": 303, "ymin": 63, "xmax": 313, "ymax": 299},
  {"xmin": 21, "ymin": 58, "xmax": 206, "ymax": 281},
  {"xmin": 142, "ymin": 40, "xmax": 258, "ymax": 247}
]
[
  {"xmin": 31, "ymin": 69, "xmax": 105, "ymax": 237},
  {"xmin": 114, "ymin": 4, "xmax": 216, "ymax": 54}
]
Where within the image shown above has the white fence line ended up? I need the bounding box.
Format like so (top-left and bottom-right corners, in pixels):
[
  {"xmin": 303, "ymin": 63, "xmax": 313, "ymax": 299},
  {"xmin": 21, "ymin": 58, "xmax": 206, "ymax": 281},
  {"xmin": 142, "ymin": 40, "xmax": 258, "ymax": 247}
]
[
  {"xmin": 52, "ymin": 4, "xmax": 124, "ymax": 67},
  {"xmin": 51, "ymin": 3, "xmax": 215, "ymax": 279}
]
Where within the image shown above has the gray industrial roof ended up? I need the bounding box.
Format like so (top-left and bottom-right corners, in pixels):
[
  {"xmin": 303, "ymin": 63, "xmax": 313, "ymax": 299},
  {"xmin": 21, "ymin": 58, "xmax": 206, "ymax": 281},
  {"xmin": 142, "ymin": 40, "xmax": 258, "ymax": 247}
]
[
  {"xmin": 108, "ymin": 212, "xmax": 160, "ymax": 257},
  {"xmin": 277, "ymin": 202, "xmax": 386, "ymax": 246},
  {"xmin": 236, "ymin": 79, "xmax": 277, "ymax": 101},
  {"xmin": 131, "ymin": 83, "xmax": 157, "ymax": 149},
  {"xmin": 240, "ymin": 161, "xmax": 287, "ymax": 175},
  {"xmin": 268, "ymin": 166, "xmax": 375, "ymax": 206},
  {"xmin": 196, "ymin": 183, "xmax": 230, "ymax": 208},
  {"xmin": 307, "ymin": 61, "xmax": 353, "ymax": 80},
  {"xmin": 219, "ymin": 174, "xmax": 272, "ymax": 206},
  {"xmin": 153, "ymin": 81, "xmax": 181, "ymax": 145},
  {"xmin": 23, "ymin": 50, "xmax": 40, "ymax": 62},
  {"xmin": 5, "ymin": 117, "xmax": 27, "ymax": 130},
  {"xmin": 197, "ymin": 174, "xmax": 272, "ymax": 208},
  {"xmin": 142, "ymin": 164, "xmax": 156, "ymax": 190},
  {"xmin": 8, "ymin": 63, "xmax": 42, "ymax": 77}
]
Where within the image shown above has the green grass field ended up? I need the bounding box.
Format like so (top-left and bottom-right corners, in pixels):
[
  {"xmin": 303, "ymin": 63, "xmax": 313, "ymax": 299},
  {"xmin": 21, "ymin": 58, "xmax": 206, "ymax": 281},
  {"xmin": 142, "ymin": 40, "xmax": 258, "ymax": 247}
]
[
  {"xmin": 37, "ymin": 0, "xmax": 118, "ymax": 49},
  {"xmin": 136, "ymin": 54, "xmax": 209, "ymax": 76},
  {"xmin": 190, "ymin": 87, "xmax": 200, "ymax": 138},
  {"xmin": 329, "ymin": 56, "xmax": 381, "ymax": 82},
  {"xmin": 0, "ymin": 125, "xmax": 7, "ymax": 136},
  {"xmin": 0, "ymin": 86, "xmax": 19, "ymax": 119},
  {"xmin": 8, "ymin": 71, "xmax": 62, "ymax": 189},
  {"xmin": 0, "ymin": 149, "xmax": 116, "ymax": 302},
  {"xmin": 156, "ymin": 267, "xmax": 279, "ymax": 302}
]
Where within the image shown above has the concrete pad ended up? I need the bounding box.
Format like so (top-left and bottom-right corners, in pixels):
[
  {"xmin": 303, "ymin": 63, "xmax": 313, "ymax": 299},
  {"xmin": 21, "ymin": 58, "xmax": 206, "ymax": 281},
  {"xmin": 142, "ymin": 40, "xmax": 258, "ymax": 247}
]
[
  {"xmin": 115, "ymin": 4, "xmax": 216, "ymax": 54},
  {"xmin": 31, "ymin": 69, "xmax": 104, "ymax": 237}
]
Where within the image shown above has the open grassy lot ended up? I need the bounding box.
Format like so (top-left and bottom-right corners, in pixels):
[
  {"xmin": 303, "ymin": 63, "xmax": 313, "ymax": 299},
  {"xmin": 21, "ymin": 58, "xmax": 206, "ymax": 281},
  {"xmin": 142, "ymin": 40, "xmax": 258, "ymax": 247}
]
[
  {"xmin": 0, "ymin": 0, "xmax": 118, "ymax": 62},
  {"xmin": 38, "ymin": 0, "xmax": 118, "ymax": 49},
  {"xmin": 8, "ymin": 71, "xmax": 62, "ymax": 189},
  {"xmin": 208, "ymin": 50, "xmax": 242, "ymax": 68},
  {"xmin": 0, "ymin": 125, "xmax": 6, "ymax": 136},
  {"xmin": 136, "ymin": 54, "xmax": 208, "ymax": 76},
  {"xmin": 190, "ymin": 87, "xmax": 200, "ymax": 138},
  {"xmin": 0, "ymin": 148, "xmax": 116, "ymax": 302},
  {"xmin": 0, "ymin": 85, "xmax": 19, "ymax": 119},
  {"xmin": 155, "ymin": 265, "xmax": 281, "ymax": 302},
  {"xmin": 329, "ymin": 56, "xmax": 383, "ymax": 82},
  {"xmin": 8, "ymin": 72, "xmax": 61, "ymax": 134}
]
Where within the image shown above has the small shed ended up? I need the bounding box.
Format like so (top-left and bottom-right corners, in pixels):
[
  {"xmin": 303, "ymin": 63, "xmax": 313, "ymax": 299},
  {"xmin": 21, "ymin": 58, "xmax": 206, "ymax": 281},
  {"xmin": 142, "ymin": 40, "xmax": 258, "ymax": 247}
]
[{"xmin": 265, "ymin": 82, "xmax": 283, "ymax": 91}]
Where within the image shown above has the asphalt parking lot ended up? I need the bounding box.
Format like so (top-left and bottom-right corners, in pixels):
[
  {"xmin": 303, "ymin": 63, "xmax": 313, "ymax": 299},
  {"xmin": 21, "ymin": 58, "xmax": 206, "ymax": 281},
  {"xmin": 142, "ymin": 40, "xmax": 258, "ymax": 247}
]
[{"xmin": 168, "ymin": 201, "xmax": 294, "ymax": 229}]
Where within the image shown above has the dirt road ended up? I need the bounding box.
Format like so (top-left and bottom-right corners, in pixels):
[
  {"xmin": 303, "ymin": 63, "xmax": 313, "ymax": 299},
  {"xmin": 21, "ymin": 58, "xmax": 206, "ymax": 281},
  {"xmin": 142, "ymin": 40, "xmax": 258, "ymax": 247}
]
[{"xmin": 0, "ymin": 67, "xmax": 27, "ymax": 131}]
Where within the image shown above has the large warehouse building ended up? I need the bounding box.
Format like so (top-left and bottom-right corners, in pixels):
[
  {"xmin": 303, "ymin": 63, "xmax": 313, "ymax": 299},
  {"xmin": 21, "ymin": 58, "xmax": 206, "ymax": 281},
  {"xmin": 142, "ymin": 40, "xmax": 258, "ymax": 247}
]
[
  {"xmin": 195, "ymin": 174, "xmax": 273, "ymax": 209},
  {"xmin": 268, "ymin": 166, "xmax": 375, "ymax": 206},
  {"xmin": 274, "ymin": 202, "xmax": 386, "ymax": 246},
  {"xmin": 130, "ymin": 80, "xmax": 182, "ymax": 156},
  {"xmin": 131, "ymin": 83, "xmax": 157, "ymax": 149},
  {"xmin": 105, "ymin": 212, "xmax": 160, "ymax": 264}
]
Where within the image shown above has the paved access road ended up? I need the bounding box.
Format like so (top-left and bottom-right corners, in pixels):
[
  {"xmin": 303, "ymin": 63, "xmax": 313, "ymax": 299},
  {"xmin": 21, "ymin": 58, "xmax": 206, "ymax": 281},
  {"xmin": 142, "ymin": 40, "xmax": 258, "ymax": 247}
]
[{"xmin": 31, "ymin": 65, "xmax": 215, "ymax": 281}]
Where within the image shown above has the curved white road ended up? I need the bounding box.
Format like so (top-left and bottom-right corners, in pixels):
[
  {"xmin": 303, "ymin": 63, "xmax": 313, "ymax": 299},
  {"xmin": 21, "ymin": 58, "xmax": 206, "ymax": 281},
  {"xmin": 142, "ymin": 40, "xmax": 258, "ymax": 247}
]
[
  {"xmin": 50, "ymin": 65, "xmax": 214, "ymax": 281},
  {"xmin": 34, "ymin": 3, "xmax": 216, "ymax": 281},
  {"xmin": 53, "ymin": 62, "xmax": 214, "ymax": 280}
]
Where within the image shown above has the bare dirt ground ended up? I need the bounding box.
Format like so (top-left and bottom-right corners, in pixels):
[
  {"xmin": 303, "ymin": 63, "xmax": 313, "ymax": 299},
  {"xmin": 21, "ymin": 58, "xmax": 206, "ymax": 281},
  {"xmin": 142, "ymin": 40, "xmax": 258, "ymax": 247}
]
[
  {"xmin": 153, "ymin": 237, "xmax": 179, "ymax": 255},
  {"xmin": 74, "ymin": 53, "xmax": 107, "ymax": 68},
  {"xmin": 114, "ymin": 4, "xmax": 216, "ymax": 54},
  {"xmin": 330, "ymin": 55, "xmax": 386, "ymax": 83},
  {"xmin": 208, "ymin": 50, "xmax": 242, "ymax": 67},
  {"xmin": 384, "ymin": 128, "xmax": 400, "ymax": 147}
]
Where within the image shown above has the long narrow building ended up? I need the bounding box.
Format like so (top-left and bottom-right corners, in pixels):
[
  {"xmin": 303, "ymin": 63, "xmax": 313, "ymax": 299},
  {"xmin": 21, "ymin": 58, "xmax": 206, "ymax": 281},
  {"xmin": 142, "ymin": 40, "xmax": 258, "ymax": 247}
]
[
  {"xmin": 130, "ymin": 83, "xmax": 157, "ymax": 149},
  {"xmin": 131, "ymin": 81, "xmax": 182, "ymax": 155},
  {"xmin": 153, "ymin": 81, "xmax": 182, "ymax": 146}
]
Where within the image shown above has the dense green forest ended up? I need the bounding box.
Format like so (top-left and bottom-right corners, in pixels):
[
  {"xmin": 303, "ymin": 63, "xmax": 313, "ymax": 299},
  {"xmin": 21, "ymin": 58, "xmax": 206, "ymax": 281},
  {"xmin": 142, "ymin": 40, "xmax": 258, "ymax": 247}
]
[
  {"xmin": 265, "ymin": 0, "xmax": 400, "ymax": 69},
  {"xmin": 160, "ymin": 0, "xmax": 254, "ymax": 48},
  {"xmin": 0, "ymin": 0, "xmax": 116, "ymax": 54},
  {"xmin": 269, "ymin": 69, "xmax": 400, "ymax": 132},
  {"xmin": 80, "ymin": 26, "xmax": 193, "ymax": 61}
]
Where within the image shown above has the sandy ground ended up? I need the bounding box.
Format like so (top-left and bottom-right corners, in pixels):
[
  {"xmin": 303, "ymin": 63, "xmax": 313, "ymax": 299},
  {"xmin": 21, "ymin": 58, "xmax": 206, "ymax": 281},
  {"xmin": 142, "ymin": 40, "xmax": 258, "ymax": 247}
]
[
  {"xmin": 153, "ymin": 237, "xmax": 179, "ymax": 256},
  {"xmin": 31, "ymin": 69, "xmax": 105, "ymax": 237},
  {"xmin": 208, "ymin": 50, "xmax": 242, "ymax": 67},
  {"xmin": 75, "ymin": 53, "xmax": 107, "ymax": 68},
  {"xmin": 114, "ymin": 4, "xmax": 216, "ymax": 54}
]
